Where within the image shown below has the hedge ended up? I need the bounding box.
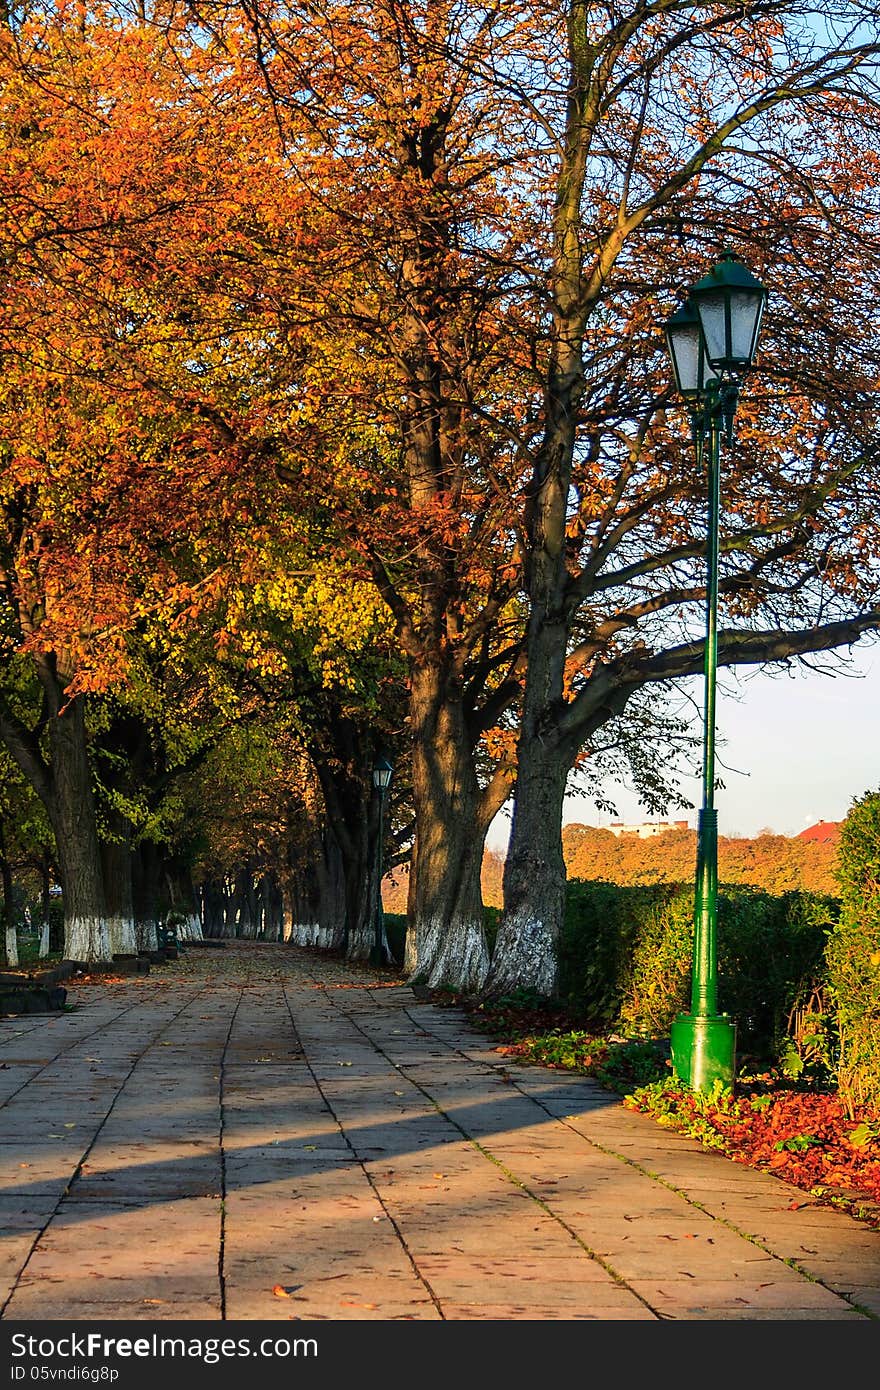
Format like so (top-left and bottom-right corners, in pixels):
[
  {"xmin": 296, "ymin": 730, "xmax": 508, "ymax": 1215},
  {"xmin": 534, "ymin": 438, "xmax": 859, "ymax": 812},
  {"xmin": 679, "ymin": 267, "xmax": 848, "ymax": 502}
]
[
  {"xmin": 827, "ymin": 792, "xmax": 880, "ymax": 1114},
  {"xmin": 386, "ymin": 880, "xmax": 847, "ymax": 1075},
  {"xmin": 559, "ymin": 880, "xmax": 836, "ymax": 1060}
]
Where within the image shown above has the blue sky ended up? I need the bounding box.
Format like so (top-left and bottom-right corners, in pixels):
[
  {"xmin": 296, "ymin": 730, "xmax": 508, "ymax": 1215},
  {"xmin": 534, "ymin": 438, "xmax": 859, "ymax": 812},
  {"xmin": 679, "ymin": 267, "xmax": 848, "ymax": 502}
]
[{"xmin": 487, "ymin": 640, "xmax": 880, "ymax": 849}]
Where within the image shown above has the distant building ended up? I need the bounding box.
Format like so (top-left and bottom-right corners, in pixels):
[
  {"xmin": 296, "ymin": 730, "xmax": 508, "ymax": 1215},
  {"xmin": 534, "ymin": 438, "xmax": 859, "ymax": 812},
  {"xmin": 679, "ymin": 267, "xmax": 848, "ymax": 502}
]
[
  {"xmin": 797, "ymin": 821, "xmax": 841, "ymax": 844},
  {"xmin": 607, "ymin": 819, "xmax": 689, "ymax": 839}
]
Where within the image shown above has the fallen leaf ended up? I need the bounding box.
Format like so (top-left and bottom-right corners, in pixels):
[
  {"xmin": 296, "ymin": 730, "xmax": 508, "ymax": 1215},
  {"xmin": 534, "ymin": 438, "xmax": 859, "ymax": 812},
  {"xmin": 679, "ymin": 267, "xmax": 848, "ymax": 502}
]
[
  {"xmin": 272, "ymin": 1285, "xmax": 291, "ymax": 1299},
  {"xmin": 143, "ymin": 1299, "xmax": 164, "ymax": 1306},
  {"xmin": 64, "ymin": 1123, "xmax": 76, "ymax": 1129}
]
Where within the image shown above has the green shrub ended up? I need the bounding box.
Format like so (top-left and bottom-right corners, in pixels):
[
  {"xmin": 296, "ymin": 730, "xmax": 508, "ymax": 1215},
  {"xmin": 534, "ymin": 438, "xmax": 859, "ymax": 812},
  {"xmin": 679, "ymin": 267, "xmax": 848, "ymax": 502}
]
[
  {"xmin": 483, "ymin": 905, "xmax": 501, "ymax": 953},
  {"xmin": 617, "ymin": 886, "xmax": 693, "ymax": 1037},
  {"xmin": 717, "ymin": 888, "xmax": 835, "ymax": 1059},
  {"xmin": 827, "ymin": 791, "xmax": 880, "ymax": 1113},
  {"xmin": 559, "ymin": 881, "xmax": 679, "ymax": 1027},
  {"xmin": 559, "ymin": 878, "xmax": 833, "ymax": 1062}
]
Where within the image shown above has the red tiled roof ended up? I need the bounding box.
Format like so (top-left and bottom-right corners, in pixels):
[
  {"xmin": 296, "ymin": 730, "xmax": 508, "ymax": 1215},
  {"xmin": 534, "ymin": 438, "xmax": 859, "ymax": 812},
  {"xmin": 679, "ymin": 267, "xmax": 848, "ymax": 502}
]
[{"xmin": 797, "ymin": 821, "xmax": 841, "ymax": 843}]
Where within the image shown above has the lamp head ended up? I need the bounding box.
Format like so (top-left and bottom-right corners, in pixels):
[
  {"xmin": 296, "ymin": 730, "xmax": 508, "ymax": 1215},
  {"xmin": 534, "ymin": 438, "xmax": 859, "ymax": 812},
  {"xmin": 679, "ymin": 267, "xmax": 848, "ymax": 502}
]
[
  {"xmin": 372, "ymin": 754, "xmax": 393, "ymax": 791},
  {"xmin": 663, "ymin": 298, "xmax": 717, "ymax": 400},
  {"xmin": 689, "ymin": 250, "xmax": 767, "ymax": 374}
]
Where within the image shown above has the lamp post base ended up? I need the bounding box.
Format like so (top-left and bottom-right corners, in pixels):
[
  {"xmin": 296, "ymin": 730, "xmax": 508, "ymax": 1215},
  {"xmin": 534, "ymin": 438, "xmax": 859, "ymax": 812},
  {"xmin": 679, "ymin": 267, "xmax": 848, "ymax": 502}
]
[
  {"xmin": 670, "ymin": 1013, "xmax": 736, "ymax": 1094},
  {"xmin": 369, "ymin": 944, "xmax": 384, "ymax": 968}
]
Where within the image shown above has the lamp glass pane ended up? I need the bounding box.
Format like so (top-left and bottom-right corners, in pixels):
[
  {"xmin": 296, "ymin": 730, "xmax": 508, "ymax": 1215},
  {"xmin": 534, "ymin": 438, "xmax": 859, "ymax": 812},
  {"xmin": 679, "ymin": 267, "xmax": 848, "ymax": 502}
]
[
  {"xmin": 730, "ymin": 290, "xmax": 764, "ymax": 365},
  {"xmin": 700, "ymin": 339, "xmax": 719, "ymax": 392},
  {"xmin": 372, "ymin": 766, "xmax": 392, "ymax": 790},
  {"xmin": 695, "ymin": 291, "xmax": 728, "ymax": 366},
  {"xmin": 667, "ymin": 320, "xmax": 701, "ymax": 395}
]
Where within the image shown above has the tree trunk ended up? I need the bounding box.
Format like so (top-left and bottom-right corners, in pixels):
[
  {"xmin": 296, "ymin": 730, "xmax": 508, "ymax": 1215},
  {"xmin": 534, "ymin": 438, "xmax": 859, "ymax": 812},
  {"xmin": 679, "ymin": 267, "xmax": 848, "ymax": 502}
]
[
  {"xmin": 0, "ymin": 820, "xmax": 17, "ymax": 968},
  {"xmin": 259, "ymin": 870, "xmax": 284, "ymax": 942},
  {"xmin": 231, "ymin": 864, "xmax": 259, "ymax": 938},
  {"xmin": 165, "ymin": 857, "xmax": 203, "ymax": 941},
  {"xmin": 288, "ymin": 871, "xmax": 317, "ymax": 945},
  {"xmin": 311, "ymin": 747, "xmax": 374, "ymax": 957},
  {"xmin": 202, "ymin": 880, "xmax": 226, "ymax": 938},
  {"xmin": 258, "ymin": 867, "xmax": 279, "ymax": 945},
  {"xmin": 483, "ymin": 544, "xmax": 572, "ymax": 996},
  {"xmin": 329, "ymin": 823, "xmax": 371, "ymax": 959},
  {"xmin": 286, "ymin": 837, "xmax": 328, "ymax": 947},
  {"xmin": 281, "ymin": 879, "xmax": 294, "ymax": 942},
  {"xmin": 101, "ymin": 811, "xmax": 137, "ymax": 956},
  {"xmin": 405, "ymin": 663, "xmax": 488, "ymax": 991},
  {"xmin": 132, "ymin": 839, "xmax": 161, "ymax": 952},
  {"xmin": 345, "ymin": 832, "xmax": 381, "ymax": 960},
  {"xmin": 485, "ymin": 741, "xmax": 569, "ymax": 998},
  {"xmin": 42, "ymin": 678, "xmax": 111, "ymax": 963},
  {"xmin": 1, "ymin": 660, "xmax": 109, "ymax": 962},
  {"xmin": 222, "ymin": 876, "xmax": 239, "ymax": 938}
]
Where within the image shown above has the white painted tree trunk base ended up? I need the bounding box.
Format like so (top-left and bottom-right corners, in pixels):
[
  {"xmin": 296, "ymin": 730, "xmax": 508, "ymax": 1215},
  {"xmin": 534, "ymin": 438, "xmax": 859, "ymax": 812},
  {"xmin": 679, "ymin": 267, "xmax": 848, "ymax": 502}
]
[
  {"xmin": 287, "ymin": 922, "xmax": 337, "ymax": 949},
  {"xmin": 346, "ymin": 925, "xmax": 390, "ymax": 962},
  {"xmin": 5, "ymin": 926, "xmax": 18, "ymax": 967},
  {"xmin": 65, "ymin": 915, "xmax": 112, "ymax": 963},
  {"xmin": 483, "ymin": 911, "xmax": 558, "ymax": 998},
  {"xmin": 135, "ymin": 921, "xmax": 158, "ymax": 953},
  {"xmin": 176, "ymin": 914, "xmax": 203, "ymax": 941},
  {"xmin": 407, "ymin": 917, "xmax": 489, "ymax": 992},
  {"xmin": 108, "ymin": 915, "xmax": 137, "ymax": 956}
]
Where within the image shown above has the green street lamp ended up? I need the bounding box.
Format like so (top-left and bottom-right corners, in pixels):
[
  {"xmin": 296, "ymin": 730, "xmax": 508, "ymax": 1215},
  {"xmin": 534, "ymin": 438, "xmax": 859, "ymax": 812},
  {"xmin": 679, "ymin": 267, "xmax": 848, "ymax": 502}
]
[
  {"xmin": 663, "ymin": 251, "xmax": 767, "ymax": 1094},
  {"xmin": 370, "ymin": 753, "xmax": 393, "ymax": 967}
]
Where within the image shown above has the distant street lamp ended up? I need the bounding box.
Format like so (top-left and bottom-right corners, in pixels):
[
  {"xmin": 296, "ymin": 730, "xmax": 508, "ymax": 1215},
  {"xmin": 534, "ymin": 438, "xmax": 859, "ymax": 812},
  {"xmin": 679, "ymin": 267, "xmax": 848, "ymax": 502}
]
[
  {"xmin": 663, "ymin": 251, "xmax": 767, "ymax": 1093},
  {"xmin": 370, "ymin": 754, "xmax": 393, "ymax": 967}
]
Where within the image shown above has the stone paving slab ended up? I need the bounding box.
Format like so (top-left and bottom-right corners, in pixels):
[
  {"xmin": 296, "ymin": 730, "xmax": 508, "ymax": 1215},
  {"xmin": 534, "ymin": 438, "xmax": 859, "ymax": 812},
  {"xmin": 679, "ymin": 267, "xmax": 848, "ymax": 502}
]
[{"xmin": 1, "ymin": 942, "xmax": 879, "ymax": 1321}]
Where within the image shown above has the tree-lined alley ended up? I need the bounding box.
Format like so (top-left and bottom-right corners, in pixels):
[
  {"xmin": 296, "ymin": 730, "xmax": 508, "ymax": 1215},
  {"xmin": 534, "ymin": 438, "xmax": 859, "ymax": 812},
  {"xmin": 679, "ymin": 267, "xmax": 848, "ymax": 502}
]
[{"xmin": 2, "ymin": 2, "xmax": 880, "ymax": 993}]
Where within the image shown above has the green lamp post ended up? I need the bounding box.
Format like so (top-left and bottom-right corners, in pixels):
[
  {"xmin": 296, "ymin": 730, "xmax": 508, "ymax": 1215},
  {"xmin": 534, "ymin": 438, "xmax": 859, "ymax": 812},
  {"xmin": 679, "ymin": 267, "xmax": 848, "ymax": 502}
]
[
  {"xmin": 663, "ymin": 251, "xmax": 767, "ymax": 1093},
  {"xmin": 370, "ymin": 753, "xmax": 393, "ymax": 967}
]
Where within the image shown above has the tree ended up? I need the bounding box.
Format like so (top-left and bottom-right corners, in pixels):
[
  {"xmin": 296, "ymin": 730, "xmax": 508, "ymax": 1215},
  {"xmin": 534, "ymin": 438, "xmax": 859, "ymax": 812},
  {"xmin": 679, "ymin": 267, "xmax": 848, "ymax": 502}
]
[
  {"xmin": 192, "ymin": 1, "xmax": 880, "ymax": 995},
  {"xmin": 484, "ymin": 2, "xmax": 880, "ymax": 994}
]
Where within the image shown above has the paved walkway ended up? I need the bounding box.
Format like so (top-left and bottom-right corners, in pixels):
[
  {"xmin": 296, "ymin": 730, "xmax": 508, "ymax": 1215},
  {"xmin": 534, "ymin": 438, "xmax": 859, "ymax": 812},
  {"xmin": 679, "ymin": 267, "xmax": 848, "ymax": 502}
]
[{"xmin": 1, "ymin": 943, "xmax": 878, "ymax": 1321}]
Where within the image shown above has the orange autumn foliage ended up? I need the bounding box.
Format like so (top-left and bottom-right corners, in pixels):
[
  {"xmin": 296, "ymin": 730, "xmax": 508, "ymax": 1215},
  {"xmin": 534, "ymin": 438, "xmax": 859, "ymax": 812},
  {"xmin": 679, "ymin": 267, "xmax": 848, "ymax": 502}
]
[
  {"xmin": 561, "ymin": 824, "xmax": 841, "ymax": 896},
  {"xmin": 383, "ymin": 830, "xmax": 839, "ymax": 911}
]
